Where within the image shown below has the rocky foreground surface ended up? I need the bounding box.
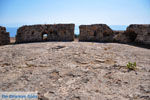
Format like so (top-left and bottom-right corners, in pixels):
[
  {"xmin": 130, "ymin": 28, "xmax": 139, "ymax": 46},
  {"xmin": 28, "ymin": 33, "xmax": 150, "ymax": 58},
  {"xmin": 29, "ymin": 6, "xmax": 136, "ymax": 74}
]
[{"xmin": 0, "ymin": 42, "xmax": 150, "ymax": 100}]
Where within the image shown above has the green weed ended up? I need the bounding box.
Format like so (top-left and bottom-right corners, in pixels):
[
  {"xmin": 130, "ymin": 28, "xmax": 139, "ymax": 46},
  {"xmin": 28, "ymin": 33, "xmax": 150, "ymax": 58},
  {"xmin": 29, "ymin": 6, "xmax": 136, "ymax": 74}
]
[{"xmin": 126, "ymin": 62, "xmax": 137, "ymax": 70}]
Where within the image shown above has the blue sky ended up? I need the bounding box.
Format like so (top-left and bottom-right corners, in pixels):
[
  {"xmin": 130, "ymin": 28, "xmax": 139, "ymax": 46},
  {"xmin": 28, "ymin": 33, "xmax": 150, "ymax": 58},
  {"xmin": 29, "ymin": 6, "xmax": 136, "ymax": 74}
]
[{"xmin": 0, "ymin": 0, "xmax": 150, "ymax": 27}]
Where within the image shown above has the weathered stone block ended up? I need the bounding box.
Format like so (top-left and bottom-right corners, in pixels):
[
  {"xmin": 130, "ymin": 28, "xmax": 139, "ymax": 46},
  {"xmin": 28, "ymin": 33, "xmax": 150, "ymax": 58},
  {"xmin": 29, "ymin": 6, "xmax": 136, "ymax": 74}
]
[
  {"xmin": 79, "ymin": 24, "xmax": 114, "ymax": 42},
  {"xmin": 126, "ymin": 24, "xmax": 150, "ymax": 44},
  {"xmin": 0, "ymin": 26, "xmax": 10, "ymax": 45},
  {"xmin": 113, "ymin": 31, "xmax": 137, "ymax": 43},
  {"xmin": 16, "ymin": 24, "xmax": 75, "ymax": 43}
]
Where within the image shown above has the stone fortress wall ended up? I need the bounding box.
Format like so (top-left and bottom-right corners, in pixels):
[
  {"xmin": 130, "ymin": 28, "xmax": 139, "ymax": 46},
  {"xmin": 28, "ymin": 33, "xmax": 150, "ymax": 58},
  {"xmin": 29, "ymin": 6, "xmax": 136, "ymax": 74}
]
[
  {"xmin": 126, "ymin": 24, "xmax": 150, "ymax": 44},
  {"xmin": 0, "ymin": 26, "xmax": 10, "ymax": 45},
  {"xmin": 0, "ymin": 24, "xmax": 150, "ymax": 45},
  {"xmin": 79, "ymin": 24, "xmax": 114, "ymax": 42},
  {"xmin": 16, "ymin": 24, "xmax": 75, "ymax": 43},
  {"xmin": 79, "ymin": 24, "xmax": 150, "ymax": 45}
]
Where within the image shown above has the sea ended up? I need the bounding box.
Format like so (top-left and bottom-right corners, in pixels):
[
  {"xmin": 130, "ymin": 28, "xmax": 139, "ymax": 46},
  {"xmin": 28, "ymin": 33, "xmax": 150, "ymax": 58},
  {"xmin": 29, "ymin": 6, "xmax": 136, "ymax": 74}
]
[{"xmin": 7, "ymin": 25, "xmax": 127, "ymax": 37}]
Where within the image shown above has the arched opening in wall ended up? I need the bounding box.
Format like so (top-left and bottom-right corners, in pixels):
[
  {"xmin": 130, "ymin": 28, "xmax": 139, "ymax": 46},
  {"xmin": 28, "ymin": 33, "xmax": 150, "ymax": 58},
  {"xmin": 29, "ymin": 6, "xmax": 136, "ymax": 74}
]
[{"xmin": 42, "ymin": 32, "xmax": 48, "ymax": 41}]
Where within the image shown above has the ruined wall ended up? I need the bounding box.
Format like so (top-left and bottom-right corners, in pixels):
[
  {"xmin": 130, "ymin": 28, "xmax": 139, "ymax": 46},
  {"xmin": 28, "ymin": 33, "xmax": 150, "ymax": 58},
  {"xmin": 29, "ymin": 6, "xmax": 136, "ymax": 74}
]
[
  {"xmin": 79, "ymin": 24, "xmax": 150, "ymax": 45},
  {"xmin": 113, "ymin": 24, "xmax": 150, "ymax": 45},
  {"xmin": 16, "ymin": 24, "xmax": 75, "ymax": 43},
  {"xmin": 79, "ymin": 24, "xmax": 114, "ymax": 42},
  {"xmin": 126, "ymin": 24, "xmax": 150, "ymax": 45},
  {"xmin": 0, "ymin": 26, "xmax": 10, "ymax": 45},
  {"xmin": 113, "ymin": 31, "xmax": 137, "ymax": 43}
]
